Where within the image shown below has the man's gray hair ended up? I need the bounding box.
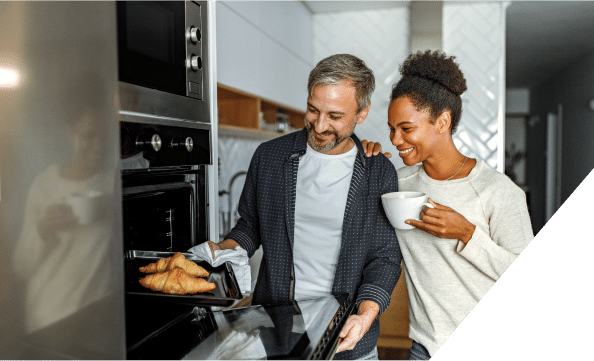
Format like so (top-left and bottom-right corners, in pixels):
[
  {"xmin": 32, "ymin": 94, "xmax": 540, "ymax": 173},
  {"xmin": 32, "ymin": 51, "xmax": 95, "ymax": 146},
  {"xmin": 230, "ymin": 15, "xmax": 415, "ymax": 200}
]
[{"xmin": 307, "ymin": 54, "xmax": 375, "ymax": 113}]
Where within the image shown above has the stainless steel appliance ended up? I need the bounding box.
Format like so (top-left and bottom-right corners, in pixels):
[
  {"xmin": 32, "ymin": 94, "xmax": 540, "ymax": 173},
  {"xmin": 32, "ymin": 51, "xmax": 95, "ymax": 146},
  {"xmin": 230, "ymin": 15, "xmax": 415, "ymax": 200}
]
[
  {"xmin": 117, "ymin": 1, "xmax": 205, "ymax": 99},
  {"xmin": 116, "ymin": 2, "xmax": 233, "ymax": 358},
  {"xmin": 120, "ymin": 119, "xmax": 211, "ymax": 251},
  {"xmin": 0, "ymin": 2, "xmax": 126, "ymax": 358},
  {"xmin": 117, "ymin": 0, "xmax": 216, "ymax": 251}
]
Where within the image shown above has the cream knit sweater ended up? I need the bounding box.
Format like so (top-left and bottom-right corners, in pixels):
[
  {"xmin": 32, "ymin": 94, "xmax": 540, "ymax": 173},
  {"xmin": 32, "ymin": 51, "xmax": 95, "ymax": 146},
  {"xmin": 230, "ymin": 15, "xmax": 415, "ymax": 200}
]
[{"xmin": 396, "ymin": 160, "xmax": 534, "ymax": 356}]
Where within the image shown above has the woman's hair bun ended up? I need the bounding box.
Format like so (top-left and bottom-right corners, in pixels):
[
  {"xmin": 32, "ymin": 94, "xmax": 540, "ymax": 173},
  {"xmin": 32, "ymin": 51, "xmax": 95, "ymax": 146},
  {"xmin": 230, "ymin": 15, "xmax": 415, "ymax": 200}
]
[{"xmin": 399, "ymin": 50, "xmax": 467, "ymax": 96}]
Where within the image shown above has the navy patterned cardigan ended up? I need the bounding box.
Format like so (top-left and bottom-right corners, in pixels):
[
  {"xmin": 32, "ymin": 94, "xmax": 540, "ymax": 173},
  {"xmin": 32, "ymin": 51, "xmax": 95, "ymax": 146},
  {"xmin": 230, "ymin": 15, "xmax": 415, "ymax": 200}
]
[{"xmin": 225, "ymin": 128, "xmax": 402, "ymax": 359}]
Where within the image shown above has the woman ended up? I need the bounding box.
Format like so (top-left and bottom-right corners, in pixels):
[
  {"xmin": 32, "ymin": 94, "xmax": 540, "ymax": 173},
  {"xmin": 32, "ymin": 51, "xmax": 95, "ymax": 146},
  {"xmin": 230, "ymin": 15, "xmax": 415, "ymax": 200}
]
[
  {"xmin": 13, "ymin": 74, "xmax": 116, "ymax": 335},
  {"xmin": 369, "ymin": 50, "xmax": 534, "ymax": 360}
]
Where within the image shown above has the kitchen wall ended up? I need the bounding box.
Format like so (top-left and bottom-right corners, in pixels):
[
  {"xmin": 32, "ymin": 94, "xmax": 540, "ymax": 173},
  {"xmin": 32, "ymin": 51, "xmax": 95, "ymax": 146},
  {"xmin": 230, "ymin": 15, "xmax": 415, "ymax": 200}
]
[
  {"xmin": 216, "ymin": 1, "xmax": 313, "ymax": 110},
  {"xmin": 505, "ymin": 88, "xmax": 530, "ymax": 187},
  {"xmin": 443, "ymin": 2, "xmax": 508, "ymax": 172},
  {"xmin": 527, "ymin": 49, "xmax": 594, "ymax": 233},
  {"xmin": 506, "ymin": 88, "xmax": 530, "ymax": 114},
  {"xmin": 312, "ymin": 5, "xmax": 410, "ymax": 170}
]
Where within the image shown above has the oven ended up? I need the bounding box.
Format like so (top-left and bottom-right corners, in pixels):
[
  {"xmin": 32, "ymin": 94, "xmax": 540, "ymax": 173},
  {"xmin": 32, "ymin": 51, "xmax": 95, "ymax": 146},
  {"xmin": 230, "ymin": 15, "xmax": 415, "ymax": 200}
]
[
  {"xmin": 117, "ymin": 2, "xmax": 221, "ymax": 350},
  {"xmin": 117, "ymin": 0, "xmax": 204, "ymax": 100},
  {"xmin": 117, "ymin": 0, "xmax": 214, "ymax": 249},
  {"xmin": 126, "ymin": 294, "xmax": 355, "ymax": 360},
  {"xmin": 120, "ymin": 120, "xmax": 211, "ymax": 251}
]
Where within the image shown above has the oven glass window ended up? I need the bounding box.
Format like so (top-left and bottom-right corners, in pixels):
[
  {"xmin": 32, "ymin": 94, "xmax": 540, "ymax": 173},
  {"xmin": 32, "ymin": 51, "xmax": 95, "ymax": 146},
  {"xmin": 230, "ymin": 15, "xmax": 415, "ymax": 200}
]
[{"xmin": 123, "ymin": 185, "xmax": 193, "ymax": 252}]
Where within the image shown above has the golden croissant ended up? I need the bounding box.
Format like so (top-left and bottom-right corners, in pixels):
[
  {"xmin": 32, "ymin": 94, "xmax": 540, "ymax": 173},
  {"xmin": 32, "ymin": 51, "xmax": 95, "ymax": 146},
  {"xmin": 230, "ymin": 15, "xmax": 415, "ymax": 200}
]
[
  {"xmin": 139, "ymin": 267, "xmax": 216, "ymax": 294},
  {"xmin": 139, "ymin": 252, "xmax": 209, "ymax": 277}
]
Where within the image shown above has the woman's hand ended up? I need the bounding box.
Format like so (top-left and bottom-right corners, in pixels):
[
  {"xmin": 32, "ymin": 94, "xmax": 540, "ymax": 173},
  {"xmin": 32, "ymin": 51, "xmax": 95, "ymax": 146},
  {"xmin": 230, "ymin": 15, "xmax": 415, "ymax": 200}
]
[
  {"xmin": 37, "ymin": 203, "xmax": 78, "ymax": 245},
  {"xmin": 360, "ymin": 139, "xmax": 392, "ymax": 158},
  {"xmin": 406, "ymin": 198, "xmax": 476, "ymax": 244}
]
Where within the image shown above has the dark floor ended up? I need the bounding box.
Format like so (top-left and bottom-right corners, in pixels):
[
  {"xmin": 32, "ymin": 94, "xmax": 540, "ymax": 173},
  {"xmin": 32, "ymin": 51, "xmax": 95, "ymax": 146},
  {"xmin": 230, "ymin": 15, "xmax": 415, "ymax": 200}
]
[{"xmin": 378, "ymin": 346, "xmax": 410, "ymax": 360}]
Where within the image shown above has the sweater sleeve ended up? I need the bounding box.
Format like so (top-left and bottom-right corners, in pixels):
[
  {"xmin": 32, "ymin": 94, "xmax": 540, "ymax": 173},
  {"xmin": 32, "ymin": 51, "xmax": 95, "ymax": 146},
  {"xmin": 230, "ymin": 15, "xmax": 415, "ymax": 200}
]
[
  {"xmin": 13, "ymin": 176, "xmax": 46, "ymax": 278},
  {"xmin": 457, "ymin": 181, "xmax": 534, "ymax": 281},
  {"xmin": 355, "ymin": 157, "xmax": 403, "ymax": 316}
]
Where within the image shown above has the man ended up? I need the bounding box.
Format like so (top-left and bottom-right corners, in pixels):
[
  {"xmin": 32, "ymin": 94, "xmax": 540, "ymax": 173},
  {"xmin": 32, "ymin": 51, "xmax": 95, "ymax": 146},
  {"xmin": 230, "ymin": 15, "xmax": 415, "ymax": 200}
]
[{"xmin": 209, "ymin": 54, "xmax": 401, "ymax": 360}]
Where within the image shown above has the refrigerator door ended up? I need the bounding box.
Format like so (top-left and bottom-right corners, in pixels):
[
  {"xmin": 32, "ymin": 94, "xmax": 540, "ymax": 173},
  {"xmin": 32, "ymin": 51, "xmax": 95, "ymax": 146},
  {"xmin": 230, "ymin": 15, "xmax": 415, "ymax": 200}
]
[{"xmin": 0, "ymin": 2, "xmax": 125, "ymax": 358}]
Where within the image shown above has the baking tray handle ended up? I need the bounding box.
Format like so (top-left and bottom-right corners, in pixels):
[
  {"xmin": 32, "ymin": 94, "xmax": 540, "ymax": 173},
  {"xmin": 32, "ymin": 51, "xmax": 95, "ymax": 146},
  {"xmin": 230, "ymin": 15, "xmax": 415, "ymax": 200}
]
[{"xmin": 224, "ymin": 262, "xmax": 243, "ymax": 300}]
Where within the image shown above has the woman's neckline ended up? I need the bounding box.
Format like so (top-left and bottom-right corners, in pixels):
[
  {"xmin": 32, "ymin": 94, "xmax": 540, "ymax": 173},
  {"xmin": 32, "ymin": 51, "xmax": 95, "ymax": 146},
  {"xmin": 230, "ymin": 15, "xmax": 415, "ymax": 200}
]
[{"xmin": 419, "ymin": 158, "xmax": 481, "ymax": 185}]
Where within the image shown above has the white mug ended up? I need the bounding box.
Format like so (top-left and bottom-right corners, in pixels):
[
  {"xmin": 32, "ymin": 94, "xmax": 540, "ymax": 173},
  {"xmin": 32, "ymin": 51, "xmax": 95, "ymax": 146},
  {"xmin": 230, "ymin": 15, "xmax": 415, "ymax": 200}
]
[
  {"xmin": 67, "ymin": 190, "xmax": 103, "ymax": 225},
  {"xmin": 381, "ymin": 191, "xmax": 434, "ymax": 230}
]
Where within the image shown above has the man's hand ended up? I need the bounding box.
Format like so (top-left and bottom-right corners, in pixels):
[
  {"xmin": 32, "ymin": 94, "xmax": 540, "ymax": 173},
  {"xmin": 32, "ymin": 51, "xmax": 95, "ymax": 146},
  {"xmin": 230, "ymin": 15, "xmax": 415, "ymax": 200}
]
[
  {"xmin": 361, "ymin": 139, "xmax": 392, "ymax": 159},
  {"xmin": 335, "ymin": 300, "xmax": 380, "ymax": 353},
  {"xmin": 206, "ymin": 239, "xmax": 241, "ymax": 259}
]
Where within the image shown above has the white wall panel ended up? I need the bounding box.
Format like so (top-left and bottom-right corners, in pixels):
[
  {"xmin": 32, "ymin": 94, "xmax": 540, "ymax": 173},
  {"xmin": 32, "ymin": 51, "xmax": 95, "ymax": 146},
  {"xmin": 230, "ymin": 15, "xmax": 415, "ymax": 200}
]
[
  {"xmin": 313, "ymin": 7, "xmax": 410, "ymax": 169},
  {"xmin": 443, "ymin": 2, "xmax": 508, "ymax": 171}
]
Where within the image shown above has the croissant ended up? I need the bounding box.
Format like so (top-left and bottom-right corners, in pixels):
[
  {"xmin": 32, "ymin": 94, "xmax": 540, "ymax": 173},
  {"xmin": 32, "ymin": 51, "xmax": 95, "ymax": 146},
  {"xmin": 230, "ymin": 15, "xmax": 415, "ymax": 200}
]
[
  {"xmin": 139, "ymin": 252, "xmax": 209, "ymax": 277},
  {"xmin": 139, "ymin": 267, "xmax": 216, "ymax": 294}
]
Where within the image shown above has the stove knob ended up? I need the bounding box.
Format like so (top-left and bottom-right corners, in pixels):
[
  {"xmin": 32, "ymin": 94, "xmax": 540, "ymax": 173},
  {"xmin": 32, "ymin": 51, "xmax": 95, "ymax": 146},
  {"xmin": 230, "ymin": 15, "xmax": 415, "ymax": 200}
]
[
  {"xmin": 189, "ymin": 55, "xmax": 202, "ymax": 71},
  {"xmin": 189, "ymin": 27, "xmax": 201, "ymax": 44},
  {"xmin": 171, "ymin": 137, "xmax": 193, "ymax": 152},
  {"xmin": 136, "ymin": 134, "xmax": 162, "ymax": 152}
]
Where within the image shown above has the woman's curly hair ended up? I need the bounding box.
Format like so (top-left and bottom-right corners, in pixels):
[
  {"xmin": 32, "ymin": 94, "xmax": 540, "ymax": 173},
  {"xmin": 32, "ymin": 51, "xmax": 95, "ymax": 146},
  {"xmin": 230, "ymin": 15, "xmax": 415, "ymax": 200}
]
[{"xmin": 390, "ymin": 50, "xmax": 467, "ymax": 134}]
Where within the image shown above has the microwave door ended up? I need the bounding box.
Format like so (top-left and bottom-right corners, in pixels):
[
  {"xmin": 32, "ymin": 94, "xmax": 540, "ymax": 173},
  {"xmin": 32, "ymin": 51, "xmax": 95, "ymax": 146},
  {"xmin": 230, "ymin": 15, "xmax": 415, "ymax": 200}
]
[{"xmin": 117, "ymin": 1, "xmax": 186, "ymax": 96}]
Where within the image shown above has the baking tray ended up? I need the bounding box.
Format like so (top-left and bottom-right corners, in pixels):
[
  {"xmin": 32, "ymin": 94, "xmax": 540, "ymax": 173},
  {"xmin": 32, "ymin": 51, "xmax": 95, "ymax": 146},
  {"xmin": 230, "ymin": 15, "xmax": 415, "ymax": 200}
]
[{"xmin": 125, "ymin": 250, "xmax": 243, "ymax": 307}]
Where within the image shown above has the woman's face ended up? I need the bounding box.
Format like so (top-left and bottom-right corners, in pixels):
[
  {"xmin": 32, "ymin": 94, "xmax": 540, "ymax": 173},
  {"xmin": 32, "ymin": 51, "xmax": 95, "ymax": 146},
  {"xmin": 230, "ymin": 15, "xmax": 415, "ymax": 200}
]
[
  {"xmin": 67, "ymin": 112, "xmax": 106, "ymax": 173},
  {"xmin": 387, "ymin": 96, "xmax": 442, "ymax": 166}
]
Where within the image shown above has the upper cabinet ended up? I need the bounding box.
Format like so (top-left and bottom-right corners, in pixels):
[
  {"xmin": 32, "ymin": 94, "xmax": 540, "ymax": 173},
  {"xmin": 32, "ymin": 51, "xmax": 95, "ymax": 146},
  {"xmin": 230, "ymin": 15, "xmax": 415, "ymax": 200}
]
[
  {"xmin": 215, "ymin": 2, "xmax": 313, "ymax": 139},
  {"xmin": 217, "ymin": 83, "xmax": 305, "ymax": 139}
]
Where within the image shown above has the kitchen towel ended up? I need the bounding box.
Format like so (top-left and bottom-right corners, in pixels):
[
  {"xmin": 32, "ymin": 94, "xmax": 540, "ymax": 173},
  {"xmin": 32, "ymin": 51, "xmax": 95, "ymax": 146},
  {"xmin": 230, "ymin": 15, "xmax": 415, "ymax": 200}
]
[{"xmin": 188, "ymin": 243, "xmax": 251, "ymax": 294}]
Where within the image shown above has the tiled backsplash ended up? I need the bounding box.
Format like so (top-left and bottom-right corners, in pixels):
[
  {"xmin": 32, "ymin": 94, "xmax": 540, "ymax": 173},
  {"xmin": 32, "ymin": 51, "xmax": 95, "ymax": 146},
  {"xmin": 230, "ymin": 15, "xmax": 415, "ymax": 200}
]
[
  {"xmin": 443, "ymin": 2, "xmax": 507, "ymax": 171},
  {"xmin": 217, "ymin": 136, "xmax": 264, "ymax": 236}
]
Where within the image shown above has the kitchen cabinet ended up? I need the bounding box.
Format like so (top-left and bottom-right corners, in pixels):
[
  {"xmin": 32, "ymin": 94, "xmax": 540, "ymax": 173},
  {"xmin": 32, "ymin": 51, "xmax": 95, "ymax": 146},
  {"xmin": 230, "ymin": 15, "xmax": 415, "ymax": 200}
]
[
  {"xmin": 378, "ymin": 265, "xmax": 412, "ymax": 355},
  {"xmin": 217, "ymin": 83, "xmax": 305, "ymax": 140}
]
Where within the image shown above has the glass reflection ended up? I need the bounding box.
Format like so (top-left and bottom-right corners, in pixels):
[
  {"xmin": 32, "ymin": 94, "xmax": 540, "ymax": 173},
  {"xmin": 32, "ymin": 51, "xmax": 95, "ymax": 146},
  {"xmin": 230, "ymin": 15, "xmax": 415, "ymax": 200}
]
[
  {"xmin": 184, "ymin": 296, "xmax": 340, "ymax": 360},
  {"xmin": 11, "ymin": 73, "xmax": 118, "ymax": 352},
  {"xmin": 120, "ymin": 116, "xmax": 150, "ymax": 170}
]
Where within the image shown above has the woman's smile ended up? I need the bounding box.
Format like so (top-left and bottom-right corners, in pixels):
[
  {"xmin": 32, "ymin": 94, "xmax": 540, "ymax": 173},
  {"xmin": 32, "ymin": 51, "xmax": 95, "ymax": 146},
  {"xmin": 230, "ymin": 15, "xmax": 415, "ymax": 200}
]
[{"xmin": 399, "ymin": 147, "xmax": 414, "ymax": 155}]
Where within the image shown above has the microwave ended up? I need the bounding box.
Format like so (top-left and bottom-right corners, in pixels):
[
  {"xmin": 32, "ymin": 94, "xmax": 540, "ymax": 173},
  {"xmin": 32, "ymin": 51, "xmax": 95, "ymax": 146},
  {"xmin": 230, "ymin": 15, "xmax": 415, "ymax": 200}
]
[{"xmin": 117, "ymin": 1, "xmax": 204, "ymax": 100}]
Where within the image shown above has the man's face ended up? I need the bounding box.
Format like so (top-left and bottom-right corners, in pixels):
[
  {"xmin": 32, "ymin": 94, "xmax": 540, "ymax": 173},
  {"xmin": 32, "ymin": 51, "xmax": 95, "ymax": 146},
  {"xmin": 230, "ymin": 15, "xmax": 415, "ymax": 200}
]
[{"xmin": 304, "ymin": 80, "xmax": 369, "ymax": 155}]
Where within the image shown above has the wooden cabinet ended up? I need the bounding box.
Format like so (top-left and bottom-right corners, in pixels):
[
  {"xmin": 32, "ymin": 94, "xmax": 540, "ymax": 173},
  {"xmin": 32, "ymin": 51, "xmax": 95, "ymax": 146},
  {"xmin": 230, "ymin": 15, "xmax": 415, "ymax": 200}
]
[
  {"xmin": 217, "ymin": 83, "xmax": 306, "ymax": 139},
  {"xmin": 378, "ymin": 264, "xmax": 412, "ymax": 351}
]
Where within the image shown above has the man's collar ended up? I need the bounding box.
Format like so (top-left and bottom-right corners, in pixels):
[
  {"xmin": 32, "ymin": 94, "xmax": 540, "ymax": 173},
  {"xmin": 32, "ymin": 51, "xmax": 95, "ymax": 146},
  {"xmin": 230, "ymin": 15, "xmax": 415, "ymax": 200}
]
[{"xmin": 289, "ymin": 127, "xmax": 367, "ymax": 167}]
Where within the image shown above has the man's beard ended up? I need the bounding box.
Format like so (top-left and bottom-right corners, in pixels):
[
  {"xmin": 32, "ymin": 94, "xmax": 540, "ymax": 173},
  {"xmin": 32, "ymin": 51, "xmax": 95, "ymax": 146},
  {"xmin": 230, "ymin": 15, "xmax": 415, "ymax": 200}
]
[{"xmin": 305, "ymin": 120, "xmax": 356, "ymax": 153}]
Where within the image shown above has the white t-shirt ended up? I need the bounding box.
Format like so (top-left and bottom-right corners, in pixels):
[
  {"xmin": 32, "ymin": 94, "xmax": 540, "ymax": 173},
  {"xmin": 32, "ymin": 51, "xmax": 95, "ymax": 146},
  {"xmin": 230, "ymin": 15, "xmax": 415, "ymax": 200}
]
[{"xmin": 293, "ymin": 142, "xmax": 358, "ymax": 300}]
